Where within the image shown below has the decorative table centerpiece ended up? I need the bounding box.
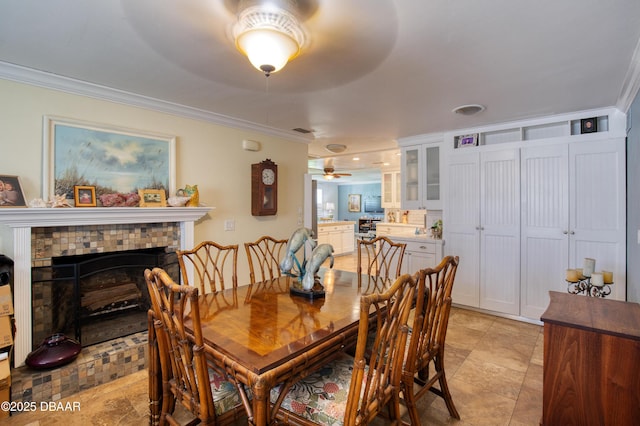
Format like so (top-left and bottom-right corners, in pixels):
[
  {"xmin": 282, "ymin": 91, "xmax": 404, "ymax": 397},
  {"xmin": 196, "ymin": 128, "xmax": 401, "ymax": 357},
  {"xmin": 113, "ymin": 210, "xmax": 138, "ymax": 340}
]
[{"xmin": 280, "ymin": 227, "xmax": 334, "ymax": 299}]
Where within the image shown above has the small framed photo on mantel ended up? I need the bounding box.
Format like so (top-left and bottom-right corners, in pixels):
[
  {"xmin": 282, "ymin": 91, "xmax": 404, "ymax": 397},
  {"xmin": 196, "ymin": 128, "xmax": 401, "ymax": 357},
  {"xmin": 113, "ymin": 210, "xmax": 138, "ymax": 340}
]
[
  {"xmin": 74, "ymin": 185, "xmax": 96, "ymax": 207},
  {"xmin": 138, "ymin": 189, "xmax": 167, "ymax": 207},
  {"xmin": 0, "ymin": 175, "xmax": 27, "ymax": 207}
]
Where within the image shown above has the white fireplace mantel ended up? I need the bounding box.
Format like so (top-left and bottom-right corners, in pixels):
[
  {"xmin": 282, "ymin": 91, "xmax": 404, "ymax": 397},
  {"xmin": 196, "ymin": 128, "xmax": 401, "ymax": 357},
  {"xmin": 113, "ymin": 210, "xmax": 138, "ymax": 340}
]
[
  {"xmin": 0, "ymin": 206, "xmax": 213, "ymax": 366},
  {"xmin": 0, "ymin": 206, "xmax": 212, "ymax": 228}
]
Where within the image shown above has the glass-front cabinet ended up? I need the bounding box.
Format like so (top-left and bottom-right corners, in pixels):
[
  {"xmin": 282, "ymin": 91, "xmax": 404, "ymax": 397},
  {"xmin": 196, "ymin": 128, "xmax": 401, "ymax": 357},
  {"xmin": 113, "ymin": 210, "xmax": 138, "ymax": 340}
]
[
  {"xmin": 381, "ymin": 170, "xmax": 401, "ymax": 208},
  {"xmin": 399, "ymin": 136, "xmax": 442, "ymax": 210}
]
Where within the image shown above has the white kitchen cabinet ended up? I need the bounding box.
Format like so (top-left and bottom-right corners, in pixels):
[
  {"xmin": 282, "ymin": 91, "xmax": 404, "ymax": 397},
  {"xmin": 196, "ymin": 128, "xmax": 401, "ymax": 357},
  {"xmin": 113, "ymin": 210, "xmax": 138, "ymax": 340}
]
[
  {"xmin": 400, "ymin": 239, "xmax": 439, "ymax": 275},
  {"xmin": 381, "ymin": 170, "xmax": 401, "ymax": 208},
  {"xmin": 317, "ymin": 222, "xmax": 355, "ymax": 256},
  {"xmin": 520, "ymin": 139, "xmax": 626, "ymax": 319},
  {"xmin": 445, "ymin": 148, "xmax": 521, "ymax": 315},
  {"xmin": 399, "ymin": 135, "xmax": 442, "ymax": 211}
]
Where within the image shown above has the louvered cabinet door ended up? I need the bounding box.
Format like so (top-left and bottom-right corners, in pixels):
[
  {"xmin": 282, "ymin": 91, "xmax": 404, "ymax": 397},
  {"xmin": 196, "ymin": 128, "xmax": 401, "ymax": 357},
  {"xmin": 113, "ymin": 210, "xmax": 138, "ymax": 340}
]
[
  {"xmin": 479, "ymin": 149, "xmax": 521, "ymax": 315},
  {"xmin": 569, "ymin": 139, "xmax": 626, "ymax": 301},
  {"xmin": 445, "ymin": 151, "xmax": 481, "ymax": 307},
  {"xmin": 520, "ymin": 144, "xmax": 569, "ymax": 319}
]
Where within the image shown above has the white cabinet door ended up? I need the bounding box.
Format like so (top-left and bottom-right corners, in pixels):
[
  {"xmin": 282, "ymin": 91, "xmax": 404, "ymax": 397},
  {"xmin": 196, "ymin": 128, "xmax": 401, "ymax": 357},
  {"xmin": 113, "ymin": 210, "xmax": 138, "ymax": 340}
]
[
  {"xmin": 381, "ymin": 170, "xmax": 401, "ymax": 208},
  {"xmin": 341, "ymin": 226, "xmax": 355, "ymax": 253},
  {"xmin": 446, "ymin": 152, "xmax": 481, "ymax": 307},
  {"xmin": 327, "ymin": 230, "xmax": 342, "ymax": 254},
  {"xmin": 400, "ymin": 142, "xmax": 441, "ymax": 210},
  {"xmin": 317, "ymin": 229, "xmax": 329, "ymax": 246},
  {"xmin": 479, "ymin": 149, "xmax": 520, "ymax": 315},
  {"xmin": 424, "ymin": 145, "xmax": 442, "ymax": 210},
  {"xmin": 569, "ymin": 140, "xmax": 626, "ymax": 301},
  {"xmin": 446, "ymin": 149, "xmax": 520, "ymax": 314},
  {"xmin": 402, "ymin": 146, "xmax": 422, "ymax": 210},
  {"xmin": 520, "ymin": 144, "xmax": 569, "ymax": 319}
]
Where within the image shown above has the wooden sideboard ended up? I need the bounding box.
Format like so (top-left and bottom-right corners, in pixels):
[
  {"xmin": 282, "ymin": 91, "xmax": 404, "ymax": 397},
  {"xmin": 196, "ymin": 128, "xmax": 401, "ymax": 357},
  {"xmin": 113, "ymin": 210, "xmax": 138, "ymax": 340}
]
[{"xmin": 540, "ymin": 291, "xmax": 640, "ymax": 425}]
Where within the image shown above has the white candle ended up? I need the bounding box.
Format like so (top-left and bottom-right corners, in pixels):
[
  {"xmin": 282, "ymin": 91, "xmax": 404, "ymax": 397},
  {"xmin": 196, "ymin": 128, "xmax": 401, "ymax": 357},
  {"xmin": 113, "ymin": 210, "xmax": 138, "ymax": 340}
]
[
  {"xmin": 591, "ymin": 272, "xmax": 604, "ymax": 287},
  {"xmin": 583, "ymin": 258, "xmax": 596, "ymax": 277}
]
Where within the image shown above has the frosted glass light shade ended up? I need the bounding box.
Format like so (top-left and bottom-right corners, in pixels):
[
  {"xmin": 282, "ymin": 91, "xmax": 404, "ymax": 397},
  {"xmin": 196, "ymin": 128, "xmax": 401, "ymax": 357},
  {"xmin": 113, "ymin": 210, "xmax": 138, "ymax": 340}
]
[{"xmin": 236, "ymin": 28, "xmax": 300, "ymax": 74}]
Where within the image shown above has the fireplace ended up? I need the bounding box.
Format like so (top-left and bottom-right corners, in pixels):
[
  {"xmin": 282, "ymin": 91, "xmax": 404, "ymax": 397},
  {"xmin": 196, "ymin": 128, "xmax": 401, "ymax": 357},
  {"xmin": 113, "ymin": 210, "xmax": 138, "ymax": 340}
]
[
  {"xmin": 0, "ymin": 207, "xmax": 211, "ymax": 367},
  {"xmin": 32, "ymin": 247, "xmax": 179, "ymax": 348}
]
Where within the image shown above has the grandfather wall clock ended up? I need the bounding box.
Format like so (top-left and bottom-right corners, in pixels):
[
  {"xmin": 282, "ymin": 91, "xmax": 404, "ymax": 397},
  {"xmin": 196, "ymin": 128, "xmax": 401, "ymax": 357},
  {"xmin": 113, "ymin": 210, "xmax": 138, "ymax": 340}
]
[{"xmin": 251, "ymin": 159, "xmax": 278, "ymax": 216}]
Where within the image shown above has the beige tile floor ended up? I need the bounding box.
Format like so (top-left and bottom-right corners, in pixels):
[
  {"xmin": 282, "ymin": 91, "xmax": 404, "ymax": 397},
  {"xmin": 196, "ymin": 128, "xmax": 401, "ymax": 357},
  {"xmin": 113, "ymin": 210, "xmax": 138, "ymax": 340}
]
[{"xmin": 6, "ymin": 252, "xmax": 544, "ymax": 425}]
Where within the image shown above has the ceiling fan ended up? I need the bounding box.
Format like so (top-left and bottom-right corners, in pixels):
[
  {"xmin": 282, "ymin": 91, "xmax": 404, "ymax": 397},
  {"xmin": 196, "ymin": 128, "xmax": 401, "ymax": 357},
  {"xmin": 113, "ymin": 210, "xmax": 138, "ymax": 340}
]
[{"xmin": 323, "ymin": 167, "xmax": 352, "ymax": 180}]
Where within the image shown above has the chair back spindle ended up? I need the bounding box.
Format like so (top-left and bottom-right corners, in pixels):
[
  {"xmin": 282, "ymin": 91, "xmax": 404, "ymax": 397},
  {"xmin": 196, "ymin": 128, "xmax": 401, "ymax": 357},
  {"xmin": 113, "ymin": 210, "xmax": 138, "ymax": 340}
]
[
  {"xmin": 244, "ymin": 236, "xmax": 288, "ymax": 284},
  {"xmin": 177, "ymin": 241, "xmax": 238, "ymax": 293},
  {"xmin": 357, "ymin": 236, "xmax": 406, "ymax": 282}
]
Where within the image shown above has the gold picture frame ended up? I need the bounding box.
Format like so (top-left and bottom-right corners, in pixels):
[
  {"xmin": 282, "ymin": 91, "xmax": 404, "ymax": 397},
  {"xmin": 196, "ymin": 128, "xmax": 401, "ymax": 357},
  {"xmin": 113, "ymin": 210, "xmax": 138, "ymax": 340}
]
[
  {"xmin": 138, "ymin": 189, "xmax": 167, "ymax": 207},
  {"xmin": 73, "ymin": 185, "xmax": 96, "ymax": 207}
]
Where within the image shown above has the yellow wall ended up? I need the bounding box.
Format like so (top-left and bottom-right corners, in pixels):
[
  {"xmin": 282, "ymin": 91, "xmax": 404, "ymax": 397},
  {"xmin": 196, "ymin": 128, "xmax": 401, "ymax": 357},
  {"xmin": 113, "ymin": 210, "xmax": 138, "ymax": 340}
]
[{"xmin": 0, "ymin": 79, "xmax": 309, "ymax": 283}]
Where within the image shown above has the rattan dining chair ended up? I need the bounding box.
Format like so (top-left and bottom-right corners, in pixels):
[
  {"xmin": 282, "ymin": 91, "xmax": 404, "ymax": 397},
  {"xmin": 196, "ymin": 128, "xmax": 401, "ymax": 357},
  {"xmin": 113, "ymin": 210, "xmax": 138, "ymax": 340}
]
[
  {"xmin": 177, "ymin": 241, "xmax": 239, "ymax": 293},
  {"xmin": 271, "ymin": 273, "xmax": 418, "ymax": 426},
  {"xmin": 244, "ymin": 236, "xmax": 288, "ymax": 284},
  {"xmin": 357, "ymin": 236, "xmax": 407, "ymax": 282},
  {"xmin": 145, "ymin": 267, "xmax": 248, "ymax": 426},
  {"xmin": 402, "ymin": 255, "xmax": 460, "ymax": 425}
]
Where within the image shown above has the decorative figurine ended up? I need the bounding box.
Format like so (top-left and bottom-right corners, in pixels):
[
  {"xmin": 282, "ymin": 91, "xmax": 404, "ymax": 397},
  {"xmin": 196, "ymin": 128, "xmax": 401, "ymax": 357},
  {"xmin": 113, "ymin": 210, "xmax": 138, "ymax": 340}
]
[
  {"xmin": 177, "ymin": 185, "xmax": 199, "ymax": 207},
  {"xmin": 281, "ymin": 227, "xmax": 333, "ymax": 299},
  {"xmin": 300, "ymin": 244, "xmax": 334, "ymax": 291},
  {"xmin": 280, "ymin": 227, "xmax": 316, "ymax": 275}
]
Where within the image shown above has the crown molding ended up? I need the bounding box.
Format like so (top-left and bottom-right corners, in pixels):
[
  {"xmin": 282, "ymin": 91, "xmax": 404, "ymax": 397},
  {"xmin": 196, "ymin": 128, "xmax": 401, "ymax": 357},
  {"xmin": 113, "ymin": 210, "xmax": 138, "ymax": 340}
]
[
  {"xmin": 0, "ymin": 61, "xmax": 313, "ymax": 144},
  {"xmin": 617, "ymin": 37, "xmax": 640, "ymax": 113}
]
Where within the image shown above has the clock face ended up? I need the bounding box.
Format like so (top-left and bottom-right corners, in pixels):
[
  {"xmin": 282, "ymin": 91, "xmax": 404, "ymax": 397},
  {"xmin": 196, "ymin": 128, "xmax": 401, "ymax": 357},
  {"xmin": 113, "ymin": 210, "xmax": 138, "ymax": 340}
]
[{"xmin": 262, "ymin": 168, "xmax": 275, "ymax": 185}]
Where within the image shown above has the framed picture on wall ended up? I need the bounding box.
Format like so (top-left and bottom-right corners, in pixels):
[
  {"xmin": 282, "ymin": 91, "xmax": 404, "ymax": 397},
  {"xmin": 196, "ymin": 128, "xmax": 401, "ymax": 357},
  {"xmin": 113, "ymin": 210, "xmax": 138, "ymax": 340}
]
[
  {"xmin": 348, "ymin": 194, "xmax": 361, "ymax": 212},
  {"xmin": 0, "ymin": 175, "xmax": 27, "ymax": 207},
  {"xmin": 43, "ymin": 116, "xmax": 176, "ymax": 200}
]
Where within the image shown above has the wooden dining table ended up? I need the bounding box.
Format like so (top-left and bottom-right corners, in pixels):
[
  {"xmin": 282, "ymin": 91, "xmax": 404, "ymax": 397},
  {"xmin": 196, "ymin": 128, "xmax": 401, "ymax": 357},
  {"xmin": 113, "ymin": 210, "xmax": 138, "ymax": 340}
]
[{"xmin": 148, "ymin": 268, "xmax": 393, "ymax": 426}]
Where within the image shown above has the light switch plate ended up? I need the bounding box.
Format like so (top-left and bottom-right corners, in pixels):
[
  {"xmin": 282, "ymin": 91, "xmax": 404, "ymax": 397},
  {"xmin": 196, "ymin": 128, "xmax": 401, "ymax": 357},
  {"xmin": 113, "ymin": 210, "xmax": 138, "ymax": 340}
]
[{"xmin": 224, "ymin": 219, "xmax": 235, "ymax": 231}]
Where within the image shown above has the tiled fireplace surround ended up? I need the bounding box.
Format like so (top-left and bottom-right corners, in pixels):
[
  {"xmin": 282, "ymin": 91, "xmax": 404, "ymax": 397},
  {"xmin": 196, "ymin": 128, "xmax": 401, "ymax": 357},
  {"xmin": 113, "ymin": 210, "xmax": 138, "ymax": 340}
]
[{"xmin": 0, "ymin": 207, "xmax": 210, "ymax": 403}]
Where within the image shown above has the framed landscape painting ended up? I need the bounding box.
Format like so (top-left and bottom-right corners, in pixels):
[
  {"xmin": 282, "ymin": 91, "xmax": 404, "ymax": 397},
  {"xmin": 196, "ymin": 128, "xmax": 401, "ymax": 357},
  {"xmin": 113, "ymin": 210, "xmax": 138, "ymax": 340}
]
[{"xmin": 43, "ymin": 116, "xmax": 176, "ymax": 200}]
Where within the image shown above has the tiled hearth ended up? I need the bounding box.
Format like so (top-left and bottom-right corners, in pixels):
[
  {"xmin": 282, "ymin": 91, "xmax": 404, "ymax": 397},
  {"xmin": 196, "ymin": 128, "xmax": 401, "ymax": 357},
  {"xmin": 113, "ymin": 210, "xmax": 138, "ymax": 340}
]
[{"xmin": 11, "ymin": 331, "xmax": 148, "ymax": 404}]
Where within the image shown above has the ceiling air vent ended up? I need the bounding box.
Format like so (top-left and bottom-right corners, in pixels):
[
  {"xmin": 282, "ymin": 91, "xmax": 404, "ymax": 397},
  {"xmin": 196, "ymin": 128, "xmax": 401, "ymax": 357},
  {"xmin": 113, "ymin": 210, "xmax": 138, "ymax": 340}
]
[
  {"xmin": 452, "ymin": 104, "xmax": 486, "ymax": 116},
  {"xmin": 325, "ymin": 144, "xmax": 347, "ymax": 154},
  {"xmin": 292, "ymin": 127, "xmax": 312, "ymax": 134}
]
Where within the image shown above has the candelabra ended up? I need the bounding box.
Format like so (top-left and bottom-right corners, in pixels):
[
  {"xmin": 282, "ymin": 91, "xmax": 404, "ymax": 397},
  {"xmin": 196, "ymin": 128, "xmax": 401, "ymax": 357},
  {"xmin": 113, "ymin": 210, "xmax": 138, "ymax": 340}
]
[{"xmin": 566, "ymin": 276, "xmax": 612, "ymax": 298}]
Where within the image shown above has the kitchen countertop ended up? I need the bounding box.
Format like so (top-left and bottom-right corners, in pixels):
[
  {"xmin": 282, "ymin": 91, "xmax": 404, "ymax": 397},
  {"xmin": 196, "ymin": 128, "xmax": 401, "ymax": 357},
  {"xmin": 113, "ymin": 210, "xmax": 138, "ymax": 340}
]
[
  {"xmin": 318, "ymin": 221, "xmax": 356, "ymax": 226},
  {"xmin": 386, "ymin": 235, "xmax": 445, "ymax": 245}
]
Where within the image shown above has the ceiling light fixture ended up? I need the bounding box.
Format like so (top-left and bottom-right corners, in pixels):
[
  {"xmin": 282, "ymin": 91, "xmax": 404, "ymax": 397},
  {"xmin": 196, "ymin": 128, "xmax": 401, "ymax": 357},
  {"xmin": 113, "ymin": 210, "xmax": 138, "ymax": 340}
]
[
  {"xmin": 234, "ymin": 4, "xmax": 306, "ymax": 77},
  {"xmin": 452, "ymin": 104, "xmax": 486, "ymax": 116}
]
